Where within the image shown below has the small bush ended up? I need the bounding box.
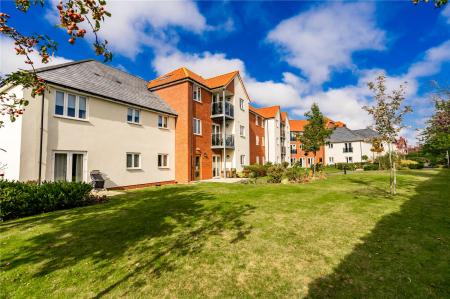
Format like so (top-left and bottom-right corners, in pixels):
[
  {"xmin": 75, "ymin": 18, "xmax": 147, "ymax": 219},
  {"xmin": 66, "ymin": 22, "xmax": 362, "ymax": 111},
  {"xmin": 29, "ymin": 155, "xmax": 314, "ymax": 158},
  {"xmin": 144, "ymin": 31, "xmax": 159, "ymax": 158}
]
[
  {"xmin": 0, "ymin": 180, "xmax": 100, "ymax": 220},
  {"xmin": 363, "ymin": 164, "xmax": 379, "ymax": 171},
  {"xmin": 336, "ymin": 163, "xmax": 357, "ymax": 171},
  {"xmin": 243, "ymin": 164, "xmax": 268, "ymax": 178},
  {"xmin": 285, "ymin": 167, "xmax": 309, "ymax": 183},
  {"xmin": 408, "ymin": 162, "xmax": 424, "ymax": 169},
  {"xmin": 267, "ymin": 165, "xmax": 286, "ymax": 183}
]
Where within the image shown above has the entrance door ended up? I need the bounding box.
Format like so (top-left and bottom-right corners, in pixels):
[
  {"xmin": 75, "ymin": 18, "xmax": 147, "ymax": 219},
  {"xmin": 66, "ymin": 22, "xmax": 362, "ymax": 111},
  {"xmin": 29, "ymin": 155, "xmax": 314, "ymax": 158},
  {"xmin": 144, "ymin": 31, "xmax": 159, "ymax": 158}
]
[
  {"xmin": 212, "ymin": 155, "xmax": 221, "ymax": 178},
  {"xmin": 194, "ymin": 155, "xmax": 201, "ymax": 180},
  {"xmin": 54, "ymin": 152, "xmax": 86, "ymax": 182}
]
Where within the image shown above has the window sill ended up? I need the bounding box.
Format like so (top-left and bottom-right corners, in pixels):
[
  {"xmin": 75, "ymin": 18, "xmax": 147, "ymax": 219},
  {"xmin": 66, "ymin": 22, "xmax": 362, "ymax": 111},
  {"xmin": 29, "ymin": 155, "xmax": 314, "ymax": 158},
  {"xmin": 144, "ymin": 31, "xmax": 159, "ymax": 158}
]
[
  {"xmin": 127, "ymin": 167, "xmax": 142, "ymax": 170},
  {"xmin": 194, "ymin": 133, "xmax": 202, "ymax": 136},
  {"xmin": 53, "ymin": 114, "xmax": 89, "ymax": 122},
  {"xmin": 127, "ymin": 121, "xmax": 142, "ymax": 126},
  {"xmin": 193, "ymin": 99, "xmax": 202, "ymax": 103},
  {"xmin": 158, "ymin": 166, "xmax": 170, "ymax": 169},
  {"xmin": 158, "ymin": 126, "xmax": 169, "ymax": 130}
]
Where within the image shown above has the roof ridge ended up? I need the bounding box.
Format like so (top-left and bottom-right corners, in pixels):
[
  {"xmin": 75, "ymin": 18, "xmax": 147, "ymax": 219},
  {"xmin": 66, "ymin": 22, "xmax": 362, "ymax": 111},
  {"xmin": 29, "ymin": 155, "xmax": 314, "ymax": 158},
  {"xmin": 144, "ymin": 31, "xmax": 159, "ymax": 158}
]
[
  {"xmin": 206, "ymin": 70, "xmax": 239, "ymax": 80},
  {"xmin": 181, "ymin": 67, "xmax": 189, "ymax": 77},
  {"xmin": 35, "ymin": 59, "xmax": 94, "ymax": 73}
]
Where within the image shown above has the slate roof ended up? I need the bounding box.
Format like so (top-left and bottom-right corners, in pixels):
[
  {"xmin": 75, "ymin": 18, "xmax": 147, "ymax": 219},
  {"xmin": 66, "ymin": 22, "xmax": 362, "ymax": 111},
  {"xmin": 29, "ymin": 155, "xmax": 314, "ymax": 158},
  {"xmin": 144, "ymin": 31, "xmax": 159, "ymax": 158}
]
[
  {"xmin": 328, "ymin": 127, "xmax": 379, "ymax": 143},
  {"xmin": 35, "ymin": 60, "xmax": 177, "ymax": 115}
]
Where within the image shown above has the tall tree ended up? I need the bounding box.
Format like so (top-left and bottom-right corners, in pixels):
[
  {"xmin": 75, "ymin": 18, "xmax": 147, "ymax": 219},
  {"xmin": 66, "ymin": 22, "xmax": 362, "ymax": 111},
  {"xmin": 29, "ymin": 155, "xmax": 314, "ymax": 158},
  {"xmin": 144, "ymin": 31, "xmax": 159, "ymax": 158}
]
[
  {"xmin": 1, "ymin": 0, "xmax": 112, "ymax": 127},
  {"xmin": 421, "ymin": 84, "xmax": 450, "ymax": 167},
  {"xmin": 299, "ymin": 103, "xmax": 332, "ymax": 177},
  {"xmin": 363, "ymin": 74, "xmax": 412, "ymax": 195},
  {"xmin": 370, "ymin": 138, "xmax": 384, "ymax": 168}
]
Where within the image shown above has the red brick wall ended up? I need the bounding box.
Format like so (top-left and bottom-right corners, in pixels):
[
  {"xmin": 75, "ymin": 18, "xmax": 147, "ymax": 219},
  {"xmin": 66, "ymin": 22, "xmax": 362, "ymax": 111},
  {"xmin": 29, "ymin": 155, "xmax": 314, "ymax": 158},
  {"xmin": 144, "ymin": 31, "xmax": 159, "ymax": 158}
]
[
  {"xmin": 153, "ymin": 82, "xmax": 192, "ymax": 183},
  {"xmin": 249, "ymin": 112, "xmax": 265, "ymax": 164},
  {"xmin": 290, "ymin": 133, "xmax": 325, "ymax": 166},
  {"xmin": 192, "ymin": 85, "xmax": 214, "ymax": 180}
]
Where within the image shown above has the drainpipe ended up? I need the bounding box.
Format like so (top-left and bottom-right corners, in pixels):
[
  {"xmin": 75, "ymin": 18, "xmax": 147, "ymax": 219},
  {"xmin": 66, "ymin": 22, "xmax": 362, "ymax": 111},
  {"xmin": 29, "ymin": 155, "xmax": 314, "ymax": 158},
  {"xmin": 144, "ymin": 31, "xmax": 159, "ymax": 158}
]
[
  {"xmin": 222, "ymin": 88, "xmax": 226, "ymax": 178},
  {"xmin": 266, "ymin": 120, "xmax": 270, "ymax": 163},
  {"xmin": 38, "ymin": 92, "xmax": 45, "ymax": 184}
]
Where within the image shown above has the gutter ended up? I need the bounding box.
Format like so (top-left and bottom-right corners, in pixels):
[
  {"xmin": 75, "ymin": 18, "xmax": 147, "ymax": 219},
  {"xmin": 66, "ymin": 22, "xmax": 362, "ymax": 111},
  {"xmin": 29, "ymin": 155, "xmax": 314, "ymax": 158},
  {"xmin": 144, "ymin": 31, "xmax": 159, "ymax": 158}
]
[{"xmin": 38, "ymin": 92, "xmax": 45, "ymax": 184}]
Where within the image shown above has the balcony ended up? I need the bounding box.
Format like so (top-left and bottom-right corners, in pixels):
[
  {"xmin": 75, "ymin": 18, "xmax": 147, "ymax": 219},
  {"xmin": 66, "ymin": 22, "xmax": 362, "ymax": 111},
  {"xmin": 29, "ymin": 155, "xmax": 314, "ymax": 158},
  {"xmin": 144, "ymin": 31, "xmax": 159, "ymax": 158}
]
[
  {"xmin": 211, "ymin": 101, "xmax": 234, "ymax": 119},
  {"xmin": 343, "ymin": 148, "xmax": 353, "ymax": 153},
  {"xmin": 211, "ymin": 133, "xmax": 235, "ymax": 149},
  {"xmin": 291, "ymin": 149, "xmax": 297, "ymax": 155},
  {"xmin": 281, "ymin": 146, "xmax": 286, "ymax": 155}
]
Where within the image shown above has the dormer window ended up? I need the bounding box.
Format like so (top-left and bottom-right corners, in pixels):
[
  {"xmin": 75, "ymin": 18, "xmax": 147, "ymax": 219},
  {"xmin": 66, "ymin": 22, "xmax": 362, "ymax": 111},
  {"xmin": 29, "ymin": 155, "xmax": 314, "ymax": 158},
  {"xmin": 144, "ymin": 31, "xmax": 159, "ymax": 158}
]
[{"xmin": 193, "ymin": 84, "xmax": 201, "ymax": 102}]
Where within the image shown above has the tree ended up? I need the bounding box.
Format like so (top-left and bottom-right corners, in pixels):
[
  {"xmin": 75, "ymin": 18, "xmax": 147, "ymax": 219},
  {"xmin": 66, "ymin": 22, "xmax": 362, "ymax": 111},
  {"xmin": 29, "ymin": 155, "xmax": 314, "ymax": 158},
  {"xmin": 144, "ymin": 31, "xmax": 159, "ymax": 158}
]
[
  {"xmin": 1, "ymin": 0, "xmax": 112, "ymax": 127},
  {"xmin": 370, "ymin": 138, "xmax": 384, "ymax": 168},
  {"xmin": 421, "ymin": 84, "xmax": 450, "ymax": 167},
  {"xmin": 363, "ymin": 74, "xmax": 412, "ymax": 195},
  {"xmin": 299, "ymin": 103, "xmax": 333, "ymax": 177},
  {"xmin": 412, "ymin": 0, "xmax": 448, "ymax": 8}
]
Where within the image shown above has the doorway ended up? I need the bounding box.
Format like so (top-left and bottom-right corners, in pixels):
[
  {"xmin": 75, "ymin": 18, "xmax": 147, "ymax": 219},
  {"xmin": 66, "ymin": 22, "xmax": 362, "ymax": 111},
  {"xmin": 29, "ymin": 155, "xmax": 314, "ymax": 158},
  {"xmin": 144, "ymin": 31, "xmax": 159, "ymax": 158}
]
[
  {"xmin": 212, "ymin": 155, "xmax": 221, "ymax": 178},
  {"xmin": 194, "ymin": 155, "xmax": 201, "ymax": 180}
]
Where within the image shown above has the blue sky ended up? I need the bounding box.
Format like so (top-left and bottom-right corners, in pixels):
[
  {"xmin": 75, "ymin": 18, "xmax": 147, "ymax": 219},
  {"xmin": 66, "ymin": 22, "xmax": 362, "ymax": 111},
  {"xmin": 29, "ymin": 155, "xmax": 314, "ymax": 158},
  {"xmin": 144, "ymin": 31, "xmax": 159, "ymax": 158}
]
[{"xmin": 1, "ymin": 0, "xmax": 449, "ymax": 144}]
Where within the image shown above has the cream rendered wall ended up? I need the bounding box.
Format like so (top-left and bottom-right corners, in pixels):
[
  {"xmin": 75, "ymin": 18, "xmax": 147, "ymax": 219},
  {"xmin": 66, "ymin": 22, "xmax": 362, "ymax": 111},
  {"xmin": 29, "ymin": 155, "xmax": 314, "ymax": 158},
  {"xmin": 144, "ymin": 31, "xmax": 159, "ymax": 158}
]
[
  {"xmin": 264, "ymin": 114, "xmax": 281, "ymax": 163},
  {"xmin": 325, "ymin": 141, "xmax": 388, "ymax": 164},
  {"xmin": 19, "ymin": 85, "xmax": 175, "ymax": 188},
  {"xmin": 230, "ymin": 77, "xmax": 250, "ymax": 170},
  {"xmin": 283, "ymin": 116, "xmax": 291, "ymax": 164},
  {"xmin": 0, "ymin": 85, "xmax": 24, "ymax": 180}
]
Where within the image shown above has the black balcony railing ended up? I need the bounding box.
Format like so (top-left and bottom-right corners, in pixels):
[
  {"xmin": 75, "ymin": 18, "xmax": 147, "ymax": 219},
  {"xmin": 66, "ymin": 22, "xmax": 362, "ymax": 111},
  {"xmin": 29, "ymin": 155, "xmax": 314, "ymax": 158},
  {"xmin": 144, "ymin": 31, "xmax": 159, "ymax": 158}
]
[
  {"xmin": 343, "ymin": 148, "xmax": 353, "ymax": 153},
  {"xmin": 211, "ymin": 101, "xmax": 234, "ymax": 118},
  {"xmin": 291, "ymin": 149, "xmax": 297, "ymax": 154},
  {"xmin": 212, "ymin": 133, "xmax": 235, "ymax": 148}
]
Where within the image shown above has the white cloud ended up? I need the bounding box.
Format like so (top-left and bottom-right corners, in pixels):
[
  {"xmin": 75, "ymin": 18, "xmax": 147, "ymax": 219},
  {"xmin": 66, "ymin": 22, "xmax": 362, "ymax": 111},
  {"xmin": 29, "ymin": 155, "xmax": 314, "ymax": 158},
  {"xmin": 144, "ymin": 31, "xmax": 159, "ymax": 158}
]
[
  {"xmin": 406, "ymin": 40, "xmax": 450, "ymax": 78},
  {"xmin": 0, "ymin": 37, "xmax": 72, "ymax": 76},
  {"xmin": 46, "ymin": 0, "xmax": 208, "ymax": 59},
  {"xmin": 152, "ymin": 50, "xmax": 247, "ymax": 78},
  {"xmin": 267, "ymin": 2, "xmax": 385, "ymax": 85}
]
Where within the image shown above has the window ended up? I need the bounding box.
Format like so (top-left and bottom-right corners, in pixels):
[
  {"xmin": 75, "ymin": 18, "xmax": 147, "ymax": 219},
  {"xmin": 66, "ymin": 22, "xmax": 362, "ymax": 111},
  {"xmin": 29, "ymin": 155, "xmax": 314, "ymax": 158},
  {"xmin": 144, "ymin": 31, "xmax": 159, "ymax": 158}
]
[
  {"xmin": 328, "ymin": 143, "xmax": 333, "ymax": 149},
  {"xmin": 346, "ymin": 156, "xmax": 353, "ymax": 163},
  {"xmin": 193, "ymin": 84, "xmax": 201, "ymax": 102},
  {"xmin": 256, "ymin": 136, "xmax": 259, "ymax": 145},
  {"xmin": 158, "ymin": 154, "xmax": 169, "ymax": 168},
  {"xmin": 261, "ymin": 156, "xmax": 265, "ymax": 164},
  {"xmin": 193, "ymin": 118, "xmax": 202, "ymax": 135},
  {"xmin": 240, "ymin": 155, "xmax": 246, "ymax": 165},
  {"xmin": 239, "ymin": 98, "xmax": 245, "ymax": 110},
  {"xmin": 329, "ymin": 157, "xmax": 334, "ymax": 163},
  {"xmin": 276, "ymin": 137, "xmax": 279, "ymax": 145},
  {"xmin": 276, "ymin": 119, "xmax": 279, "ymax": 128},
  {"xmin": 261, "ymin": 120, "xmax": 265, "ymax": 128},
  {"xmin": 262, "ymin": 137, "xmax": 264, "ymax": 145},
  {"xmin": 255, "ymin": 115, "xmax": 259, "ymax": 126},
  {"xmin": 240, "ymin": 125, "xmax": 245, "ymax": 137},
  {"xmin": 307, "ymin": 157, "xmax": 314, "ymax": 165},
  {"xmin": 54, "ymin": 152, "xmax": 85, "ymax": 182},
  {"xmin": 158, "ymin": 115, "xmax": 168, "ymax": 128},
  {"xmin": 127, "ymin": 108, "xmax": 140, "ymax": 124},
  {"xmin": 126, "ymin": 153, "xmax": 141, "ymax": 169},
  {"xmin": 54, "ymin": 90, "xmax": 87, "ymax": 119},
  {"xmin": 256, "ymin": 156, "xmax": 259, "ymax": 164}
]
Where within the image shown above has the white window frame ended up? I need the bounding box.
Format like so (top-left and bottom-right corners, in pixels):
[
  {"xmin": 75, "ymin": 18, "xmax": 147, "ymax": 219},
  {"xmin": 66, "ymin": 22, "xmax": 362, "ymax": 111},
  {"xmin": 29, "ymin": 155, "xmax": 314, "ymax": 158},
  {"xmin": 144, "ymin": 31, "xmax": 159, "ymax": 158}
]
[
  {"xmin": 328, "ymin": 143, "xmax": 333, "ymax": 149},
  {"xmin": 52, "ymin": 151, "xmax": 88, "ymax": 182},
  {"xmin": 158, "ymin": 153, "xmax": 169, "ymax": 168},
  {"xmin": 240, "ymin": 155, "xmax": 246, "ymax": 166},
  {"xmin": 307, "ymin": 157, "xmax": 314, "ymax": 165},
  {"xmin": 54, "ymin": 90, "xmax": 88, "ymax": 121},
  {"xmin": 329, "ymin": 157, "xmax": 334, "ymax": 163},
  {"xmin": 239, "ymin": 98, "xmax": 245, "ymax": 111},
  {"xmin": 256, "ymin": 135, "xmax": 259, "ymax": 145},
  {"xmin": 255, "ymin": 115, "xmax": 259, "ymax": 126},
  {"xmin": 158, "ymin": 115, "xmax": 168, "ymax": 129},
  {"xmin": 240, "ymin": 125, "xmax": 245, "ymax": 137},
  {"xmin": 193, "ymin": 84, "xmax": 202, "ymax": 102},
  {"xmin": 126, "ymin": 152, "xmax": 141, "ymax": 169},
  {"xmin": 193, "ymin": 118, "xmax": 202, "ymax": 135},
  {"xmin": 127, "ymin": 108, "xmax": 141, "ymax": 124},
  {"xmin": 256, "ymin": 156, "xmax": 259, "ymax": 164},
  {"xmin": 262, "ymin": 137, "xmax": 265, "ymax": 145}
]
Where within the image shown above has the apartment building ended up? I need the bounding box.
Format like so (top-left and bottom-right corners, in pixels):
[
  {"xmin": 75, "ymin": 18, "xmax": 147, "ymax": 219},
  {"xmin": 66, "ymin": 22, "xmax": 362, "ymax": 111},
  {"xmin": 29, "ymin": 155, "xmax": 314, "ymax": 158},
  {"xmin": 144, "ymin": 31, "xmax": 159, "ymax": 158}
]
[
  {"xmin": 249, "ymin": 106, "xmax": 266, "ymax": 164},
  {"xmin": 289, "ymin": 119, "xmax": 346, "ymax": 167},
  {"xmin": 0, "ymin": 60, "xmax": 177, "ymax": 189},
  {"xmin": 280, "ymin": 112, "xmax": 291, "ymax": 164},
  {"xmin": 325, "ymin": 127, "xmax": 387, "ymax": 164},
  {"xmin": 148, "ymin": 67, "xmax": 250, "ymax": 182}
]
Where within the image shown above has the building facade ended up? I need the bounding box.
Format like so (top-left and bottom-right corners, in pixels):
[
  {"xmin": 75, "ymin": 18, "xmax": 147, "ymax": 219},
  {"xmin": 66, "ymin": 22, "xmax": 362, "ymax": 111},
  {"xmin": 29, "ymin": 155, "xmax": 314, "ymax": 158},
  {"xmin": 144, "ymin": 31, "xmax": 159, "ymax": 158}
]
[
  {"xmin": 249, "ymin": 106, "xmax": 266, "ymax": 164},
  {"xmin": 148, "ymin": 67, "xmax": 251, "ymax": 182}
]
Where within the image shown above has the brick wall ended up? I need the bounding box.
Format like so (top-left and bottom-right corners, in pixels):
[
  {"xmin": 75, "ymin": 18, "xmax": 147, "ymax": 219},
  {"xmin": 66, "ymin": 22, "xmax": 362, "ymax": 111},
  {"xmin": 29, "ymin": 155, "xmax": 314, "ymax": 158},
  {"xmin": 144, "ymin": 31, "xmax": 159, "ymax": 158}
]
[{"xmin": 249, "ymin": 112, "xmax": 265, "ymax": 164}]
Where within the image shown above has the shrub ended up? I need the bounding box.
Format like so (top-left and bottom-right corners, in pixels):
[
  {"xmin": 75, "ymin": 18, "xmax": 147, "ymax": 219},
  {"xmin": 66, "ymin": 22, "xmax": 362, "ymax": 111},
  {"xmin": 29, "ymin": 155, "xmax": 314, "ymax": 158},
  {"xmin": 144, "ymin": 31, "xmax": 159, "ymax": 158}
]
[
  {"xmin": 361, "ymin": 155, "xmax": 369, "ymax": 161},
  {"xmin": 285, "ymin": 167, "xmax": 309, "ymax": 183},
  {"xmin": 267, "ymin": 164, "xmax": 286, "ymax": 183},
  {"xmin": 408, "ymin": 162, "xmax": 424, "ymax": 169},
  {"xmin": 363, "ymin": 164, "xmax": 379, "ymax": 171},
  {"xmin": 336, "ymin": 163, "xmax": 357, "ymax": 171},
  {"xmin": 243, "ymin": 164, "xmax": 268, "ymax": 178},
  {"xmin": 281, "ymin": 161, "xmax": 289, "ymax": 169},
  {"xmin": 0, "ymin": 181, "xmax": 100, "ymax": 220}
]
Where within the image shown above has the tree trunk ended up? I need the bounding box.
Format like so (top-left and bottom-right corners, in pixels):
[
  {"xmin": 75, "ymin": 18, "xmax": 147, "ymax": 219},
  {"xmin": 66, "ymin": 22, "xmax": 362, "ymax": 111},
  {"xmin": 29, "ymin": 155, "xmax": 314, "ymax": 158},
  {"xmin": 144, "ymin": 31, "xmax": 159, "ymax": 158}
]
[
  {"xmin": 312, "ymin": 153, "xmax": 316, "ymax": 177},
  {"xmin": 388, "ymin": 143, "xmax": 394, "ymax": 195},
  {"xmin": 447, "ymin": 149, "xmax": 449, "ymax": 168}
]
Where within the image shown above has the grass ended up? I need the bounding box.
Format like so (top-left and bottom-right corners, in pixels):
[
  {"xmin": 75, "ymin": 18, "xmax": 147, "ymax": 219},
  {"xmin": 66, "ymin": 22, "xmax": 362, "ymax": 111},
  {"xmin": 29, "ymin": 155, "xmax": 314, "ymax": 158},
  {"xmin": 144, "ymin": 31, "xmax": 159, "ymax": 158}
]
[{"xmin": 1, "ymin": 169, "xmax": 449, "ymax": 298}]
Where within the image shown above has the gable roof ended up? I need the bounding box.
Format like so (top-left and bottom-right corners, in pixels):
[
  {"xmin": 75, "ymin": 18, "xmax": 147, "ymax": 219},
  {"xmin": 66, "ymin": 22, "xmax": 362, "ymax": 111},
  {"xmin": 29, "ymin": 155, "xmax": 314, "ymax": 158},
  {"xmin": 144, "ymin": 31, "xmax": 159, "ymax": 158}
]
[
  {"xmin": 253, "ymin": 106, "xmax": 280, "ymax": 119},
  {"xmin": 280, "ymin": 112, "xmax": 288, "ymax": 122},
  {"xmin": 147, "ymin": 67, "xmax": 239, "ymax": 90},
  {"xmin": 328, "ymin": 127, "xmax": 379, "ymax": 143},
  {"xmin": 289, "ymin": 120, "xmax": 308, "ymax": 131},
  {"xmin": 35, "ymin": 60, "xmax": 177, "ymax": 115}
]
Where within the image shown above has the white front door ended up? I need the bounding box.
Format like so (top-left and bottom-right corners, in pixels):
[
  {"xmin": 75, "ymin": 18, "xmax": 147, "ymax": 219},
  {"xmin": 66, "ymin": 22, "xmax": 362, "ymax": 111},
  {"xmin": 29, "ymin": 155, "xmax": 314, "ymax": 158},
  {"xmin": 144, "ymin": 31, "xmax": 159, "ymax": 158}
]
[{"xmin": 212, "ymin": 155, "xmax": 221, "ymax": 178}]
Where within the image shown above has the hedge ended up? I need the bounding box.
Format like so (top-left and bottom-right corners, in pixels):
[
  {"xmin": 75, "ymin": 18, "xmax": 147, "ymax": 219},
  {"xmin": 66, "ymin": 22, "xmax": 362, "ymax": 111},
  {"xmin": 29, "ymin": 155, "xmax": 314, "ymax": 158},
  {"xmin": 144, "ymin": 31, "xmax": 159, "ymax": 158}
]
[{"xmin": 0, "ymin": 180, "xmax": 105, "ymax": 220}]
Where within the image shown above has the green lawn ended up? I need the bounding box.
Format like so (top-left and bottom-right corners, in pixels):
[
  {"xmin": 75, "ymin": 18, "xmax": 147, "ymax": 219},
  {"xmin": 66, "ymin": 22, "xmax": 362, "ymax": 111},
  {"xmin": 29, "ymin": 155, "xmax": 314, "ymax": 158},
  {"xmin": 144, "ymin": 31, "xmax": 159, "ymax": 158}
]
[{"xmin": 1, "ymin": 170, "xmax": 449, "ymax": 298}]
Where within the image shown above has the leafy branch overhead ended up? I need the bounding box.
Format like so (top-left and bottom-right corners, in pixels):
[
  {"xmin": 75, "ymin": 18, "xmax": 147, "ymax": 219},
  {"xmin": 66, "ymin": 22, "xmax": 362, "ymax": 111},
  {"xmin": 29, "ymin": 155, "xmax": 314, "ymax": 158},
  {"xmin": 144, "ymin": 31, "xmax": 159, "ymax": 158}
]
[{"xmin": 0, "ymin": 0, "xmax": 112, "ymax": 127}]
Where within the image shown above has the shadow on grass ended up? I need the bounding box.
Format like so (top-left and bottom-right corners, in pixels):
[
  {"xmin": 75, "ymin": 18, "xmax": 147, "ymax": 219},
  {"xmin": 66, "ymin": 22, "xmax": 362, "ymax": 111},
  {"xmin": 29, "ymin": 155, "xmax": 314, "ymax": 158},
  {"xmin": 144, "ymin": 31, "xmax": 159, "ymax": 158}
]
[
  {"xmin": 306, "ymin": 169, "xmax": 450, "ymax": 298},
  {"xmin": 1, "ymin": 185, "xmax": 255, "ymax": 297}
]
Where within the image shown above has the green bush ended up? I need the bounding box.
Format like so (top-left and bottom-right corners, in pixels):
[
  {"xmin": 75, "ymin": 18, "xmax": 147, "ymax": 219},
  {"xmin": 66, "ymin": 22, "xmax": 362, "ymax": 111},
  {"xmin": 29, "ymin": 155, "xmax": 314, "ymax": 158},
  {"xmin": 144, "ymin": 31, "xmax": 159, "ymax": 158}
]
[
  {"xmin": 336, "ymin": 163, "xmax": 357, "ymax": 171},
  {"xmin": 243, "ymin": 164, "xmax": 268, "ymax": 178},
  {"xmin": 408, "ymin": 162, "xmax": 424, "ymax": 169},
  {"xmin": 363, "ymin": 164, "xmax": 379, "ymax": 171},
  {"xmin": 285, "ymin": 167, "xmax": 308, "ymax": 183},
  {"xmin": 0, "ymin": 180, "xmax": 99, "ymax": 220},
  {"xmin": 267, "ymin": 164, "xmax": 286, "ymax": 183}
]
